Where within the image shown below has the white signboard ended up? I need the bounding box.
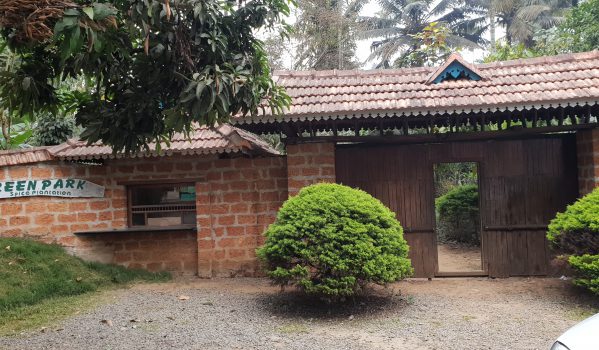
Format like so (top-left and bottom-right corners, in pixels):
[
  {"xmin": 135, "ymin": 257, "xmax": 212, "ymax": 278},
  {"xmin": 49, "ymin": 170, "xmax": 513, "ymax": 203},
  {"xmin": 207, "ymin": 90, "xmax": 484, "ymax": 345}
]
[{"xmin": 0, "ymin": 178, "xmax": 105, "ymax": 199}]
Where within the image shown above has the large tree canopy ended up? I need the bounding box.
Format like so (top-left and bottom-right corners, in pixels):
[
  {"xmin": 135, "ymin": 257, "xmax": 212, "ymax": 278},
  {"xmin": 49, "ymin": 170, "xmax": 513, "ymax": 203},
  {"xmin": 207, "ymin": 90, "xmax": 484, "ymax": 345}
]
[{"xmin": 0, "ymin": 0, "xmax": 293, "ymax": 153}]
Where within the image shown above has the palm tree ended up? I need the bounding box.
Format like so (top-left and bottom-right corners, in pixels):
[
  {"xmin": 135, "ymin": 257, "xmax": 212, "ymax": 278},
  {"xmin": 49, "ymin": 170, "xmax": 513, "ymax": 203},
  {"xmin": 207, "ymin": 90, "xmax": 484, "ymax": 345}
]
[
  {"xmin": 482, "ymin": 0, "xmax": 573, "ymax": 46},
  {"xmin": 360, "ymin": 0, "xmax": 488, "ymax": 68},
  {"xmin": 294, "ymin": 0, "xmax": 368, "ymax": 70}
]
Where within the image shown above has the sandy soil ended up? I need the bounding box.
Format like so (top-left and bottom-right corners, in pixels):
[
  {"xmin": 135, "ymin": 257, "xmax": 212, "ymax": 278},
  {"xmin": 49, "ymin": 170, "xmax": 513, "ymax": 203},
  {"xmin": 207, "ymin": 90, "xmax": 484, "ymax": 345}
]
[
  {"xmin": 1, "ymin": 277, "xmax": 597, "ymax": 350},
  {"xmin": 437, "ymin": 242, "xmax": 483, "ymax": 272}
]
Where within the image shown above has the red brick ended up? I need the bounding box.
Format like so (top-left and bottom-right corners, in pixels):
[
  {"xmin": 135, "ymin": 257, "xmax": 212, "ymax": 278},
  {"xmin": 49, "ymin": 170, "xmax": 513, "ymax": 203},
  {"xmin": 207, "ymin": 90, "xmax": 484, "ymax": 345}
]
[
  {"xmin": 214, "ymin": 227, "xmax": 226, "ymax": 237},
  {"xmin": 2, "ymin": 228, "xmax": 23, "ymax": 237},
  {"xmin": 229, "ymin": 181, "xmax": 249, "ymax": 191},
  {"xmin": 2, "ymin": 203, "xmax": 23, "ymax": 215},
  {"xmin": 222, "ymin": 193, "xmax": 241, "ymax": 203},
  {"xmin": 226, "ymin": 226, "xmax": 245, "ymax": 236},
  {"xmin": 98, "ymin": 211, "xmax": 113, "ymax": 221},
  {"xmin": 47, "ymin": 202, "xmax": 69, "ymax": 212},
  {"xmin": 9, "ymin": 216, "xmax": 30, "ymax": 226},
  {"xmin": 25, "ymin": 202, "xmax": 48, "ymax": 214},
  {"xmin": 57, "ymin": 236, "xmax": 77, "ymax": 246},
  {"xmin": 217, "ymin": 215, "xmax": 236, "ymax": 225},
  {"xmin": 114, "ymin": 252, "xmax": 132, "ymax": 263},
  {"xmin": 58, "ymin": 213, "xmax": 77, "ymax": 223},
  {"xmin": 77, "ymin": 212, "xmax": 97, "ymax": 222},
  {"xmin": 217, "ymin": 237, "xmax": 238, "ymax": 248},
  {"xmin": 69, "ymin": 202, "xmax": 88, "ymax": 211},
  {"xmin": 237, "ymin": 215, "xmax": 256, "ymax": 225},
  {"xmin": 210, "ymin": 204, "xmax": 229, "ymax": 215},
  {"xmin": 230, "ymin": 203, "xmax": 249, "ymax": 213},
  {"xmin": 51, "ymin": 225, "xmax": 69, "ymax": 234},
  {"xmin": 53, "ymin": 167, "xmax": 75, "ymax": 177},
  {"xmin": 90, "ymin": 201, "xmax": 109, "ymax": 210},
  {"xmin": 30, "ymin": 167, "xmax": 53, "ymax": 178},
  {"xmin": 214, "ymin": 249, "xmax": 226, "ymax": 259},
  {"xmin": 7, "ymin": 167, "xmax": 28, "ymax": 179},
  {"xmin": 34, "ymin": 214, "xmax": 54, "ymax": 225},
  {"xmin": 228, "ymin": 249, "xmax": 246, "ymax": 259},
  {"xmin": 199, "ymin": 239, "xmax": 215, "ymax": 249}
]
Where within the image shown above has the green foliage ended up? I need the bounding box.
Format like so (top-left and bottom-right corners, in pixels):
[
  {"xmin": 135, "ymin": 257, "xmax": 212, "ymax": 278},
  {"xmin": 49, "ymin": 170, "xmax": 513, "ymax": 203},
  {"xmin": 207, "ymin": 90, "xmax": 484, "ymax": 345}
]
[
  {"xmin": 395, "ymin": 22, "xmax": 453, "ymax": 68},
  {"xmin": 0, "ymin": 0, "xmax": 294, "ymax": 153},
  {"xmin": 568, "ymin": 254, "xmax": 599, "ymax": 295},
  {"xmin": 484, "ymin": 0, "xmax": 599, "ymax": 63},
  {"xmin": 0, "ymin": 120, "xmax": 33, "ymax": 150},
  {"xmin": 0, "ymin": 238, "xmax": 170, "ymax": 312},
  {"xmin": 257, "ymin": 183, "xmax": 413, "ymax": 299},
  {"xmin": 555, "ymin": 0, "xmax": 599, "ymax": 52},
  {"xmin": 434, "ymin": 162, "xmax": 477, "ymax": 197},
  {"xmin": 547, "ymin": 187, "xmax": 599, "ymax": 255},
  {"xmin": 32, "ymin": 114, "xmax": 75, "ymax": 146},
  {"xmin": 435, "ymin": 184, "xmax": 480, "ymax": 244},
  {"xmin": 293, "ymin": 0, "xmax": 365, "ymax": 70},
  {"xmin": 360, "ymin": 0, "xmax": 486, "ymax": 68},
  {"xmin": 483, "ymin": 41, "xmax": 543, "ymax": 63},
  {"xmin": 548, "ymin": 188, "xmax": 599, "ymax": 295}
]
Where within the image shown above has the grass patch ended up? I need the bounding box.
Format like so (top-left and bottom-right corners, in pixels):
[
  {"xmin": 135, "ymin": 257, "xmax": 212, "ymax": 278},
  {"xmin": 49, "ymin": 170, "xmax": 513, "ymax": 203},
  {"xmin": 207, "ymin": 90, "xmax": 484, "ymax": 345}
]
[
  {"xmin": 0, "ymin": 238, "xmax": 170, "ymax": 334},
  {"xmin": 0, "ymin": 290, "xmax": 117, "ymax": 336},
  {"xmin": 567, "ymin": 307, "xmax": 599, "ymax": 321},
  {"xmin": 277, "ymin": 323, "xmax": 310, "ymax": 334}
]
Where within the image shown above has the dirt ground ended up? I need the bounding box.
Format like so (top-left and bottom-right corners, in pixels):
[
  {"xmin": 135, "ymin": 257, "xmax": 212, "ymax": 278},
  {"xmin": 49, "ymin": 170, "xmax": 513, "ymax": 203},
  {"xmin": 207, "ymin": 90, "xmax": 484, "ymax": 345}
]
[
  {"xmin": 437, "ymin": 242, "xmax": 482, "ymax": 272},
  {"xmin": 1, "ymin": 277, "xmax": 597, "ymax": 350}
]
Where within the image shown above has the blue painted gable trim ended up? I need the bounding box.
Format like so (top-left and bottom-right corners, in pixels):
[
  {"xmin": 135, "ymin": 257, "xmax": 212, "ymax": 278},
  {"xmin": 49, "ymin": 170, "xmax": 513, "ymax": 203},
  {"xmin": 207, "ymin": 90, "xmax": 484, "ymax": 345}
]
[{"xmin": 432, "ymin": 61, "xmax": 482, "ymax": 84}]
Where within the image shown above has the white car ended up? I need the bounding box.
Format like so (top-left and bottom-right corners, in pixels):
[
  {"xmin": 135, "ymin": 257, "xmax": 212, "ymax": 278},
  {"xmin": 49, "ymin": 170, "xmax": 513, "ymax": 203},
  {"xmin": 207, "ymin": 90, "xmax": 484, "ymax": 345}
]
[{"xmin": 551, "ymin": 313, "xmax": 599, "ymax": 350}]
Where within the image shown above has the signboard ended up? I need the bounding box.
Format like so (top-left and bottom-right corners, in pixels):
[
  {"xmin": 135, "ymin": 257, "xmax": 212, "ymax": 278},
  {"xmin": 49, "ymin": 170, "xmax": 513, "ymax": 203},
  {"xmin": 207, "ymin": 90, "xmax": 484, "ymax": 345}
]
[{"xmin": 0, "ymin": 179, "xmax": 105, "ymax": 199}]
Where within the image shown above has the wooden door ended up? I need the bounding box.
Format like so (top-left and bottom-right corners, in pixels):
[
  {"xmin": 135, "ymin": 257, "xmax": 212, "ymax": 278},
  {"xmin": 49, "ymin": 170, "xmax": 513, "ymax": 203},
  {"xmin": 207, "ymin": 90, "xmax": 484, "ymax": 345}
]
[
  {"xmin": 336, "ymin": 144, "xmax": 437, "ymax": 278},
  {"xmin": 335, "ymin": 134, "xmax": 578, "ymax": 278}
]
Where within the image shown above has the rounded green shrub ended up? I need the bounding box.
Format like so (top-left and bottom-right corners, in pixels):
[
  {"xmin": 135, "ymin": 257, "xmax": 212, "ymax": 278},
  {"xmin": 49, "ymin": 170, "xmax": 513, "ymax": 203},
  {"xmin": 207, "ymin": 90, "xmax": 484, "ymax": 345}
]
[
  {"xmin": 548, "ymin": 187, "xmax": 599, "ymax": 295},
  {"xmin": 547, "ymin": 187, "xmax": 599, "ymax": 255},
  {"xmin": 257, "ymin": 183, "xmax": 413, "ymax": 299},
  {"xmin": 568, "ymin": 254, "xmax": 599, "ymax": 295},
  {"xmin": 435, "ymin": 184, "xmax": 480, "ymax": 244}
]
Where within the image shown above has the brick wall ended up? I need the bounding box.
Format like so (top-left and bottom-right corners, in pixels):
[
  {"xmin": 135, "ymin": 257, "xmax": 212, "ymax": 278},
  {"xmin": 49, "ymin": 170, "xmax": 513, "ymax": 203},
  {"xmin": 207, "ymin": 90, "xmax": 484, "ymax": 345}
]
[
  {"xmin": 67, "ymin": 230, "xmax": 198, "ymax": 274},
  {"xmin": 0, "ymin": 162, "xmax": 124, "ymax": 239},
  {"xmin": 576, "ymin": 128, "xmax": 599, "ymax": 195},
  {"xmin": 286, "ymin": 142, "xmax": 336, "ymax": 196},
  {"xmin": 0, "ymin": 154, "xmax": 287, "ymax": 276},
  {"xmin": 197, "ymin": 156, "xmax": 288, "ymax": 277}
]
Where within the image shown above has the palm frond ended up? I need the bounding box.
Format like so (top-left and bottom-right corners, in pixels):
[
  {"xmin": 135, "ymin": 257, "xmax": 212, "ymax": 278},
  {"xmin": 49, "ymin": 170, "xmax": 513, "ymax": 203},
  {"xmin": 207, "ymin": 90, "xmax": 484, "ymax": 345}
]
[{"xmin": 358, "ymin": 27, "xmax": 405, "ymax": 40}]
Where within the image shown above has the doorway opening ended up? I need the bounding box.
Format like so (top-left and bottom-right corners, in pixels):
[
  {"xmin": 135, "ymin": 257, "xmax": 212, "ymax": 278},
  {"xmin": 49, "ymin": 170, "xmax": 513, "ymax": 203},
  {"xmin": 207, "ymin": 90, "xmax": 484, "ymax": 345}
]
[{"xmin": 433, "ymin": 162, "xmax": 483, "ymax": 275}]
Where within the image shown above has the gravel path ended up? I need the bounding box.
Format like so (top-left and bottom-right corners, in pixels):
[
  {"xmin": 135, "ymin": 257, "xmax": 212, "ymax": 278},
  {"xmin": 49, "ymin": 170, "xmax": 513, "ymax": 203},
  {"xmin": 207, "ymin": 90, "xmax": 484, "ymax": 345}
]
[{"xmin": 0, "ymin": 277, "xmax": 596, "ymax": 350}]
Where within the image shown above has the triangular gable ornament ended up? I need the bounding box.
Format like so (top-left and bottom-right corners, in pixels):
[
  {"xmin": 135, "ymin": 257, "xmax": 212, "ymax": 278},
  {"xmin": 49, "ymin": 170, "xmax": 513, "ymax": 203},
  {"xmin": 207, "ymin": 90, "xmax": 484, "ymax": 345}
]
[{"xmin": 425, "ymin": 53, "xmax": 484, "ymax": 84}]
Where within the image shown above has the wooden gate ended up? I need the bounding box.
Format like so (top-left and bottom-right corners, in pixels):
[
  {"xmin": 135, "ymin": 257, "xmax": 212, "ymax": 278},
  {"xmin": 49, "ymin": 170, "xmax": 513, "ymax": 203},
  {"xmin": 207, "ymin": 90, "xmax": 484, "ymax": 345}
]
[{"xmin": 335, "ymin": 135, "xmax": 578, "ymax": 278}]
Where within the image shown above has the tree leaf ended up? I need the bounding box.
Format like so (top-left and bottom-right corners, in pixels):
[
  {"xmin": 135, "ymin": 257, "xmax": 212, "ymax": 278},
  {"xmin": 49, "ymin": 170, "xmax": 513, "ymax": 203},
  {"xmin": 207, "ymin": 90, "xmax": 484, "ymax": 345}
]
[{"xmin": 83, "ymin": 7, "xmax": 94, "ymax": 20}]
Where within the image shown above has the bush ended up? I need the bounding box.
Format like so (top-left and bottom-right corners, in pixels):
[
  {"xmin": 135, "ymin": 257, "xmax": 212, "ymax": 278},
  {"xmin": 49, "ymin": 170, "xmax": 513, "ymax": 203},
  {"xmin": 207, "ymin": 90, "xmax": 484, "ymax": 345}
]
[
  {"xmin": 547, "ymin": 188, "xmax": 599, "ymax": 295},
  {"xmin": 547, "ymin": 187, "xmax": 599, "ymax": 255},
  {"xmin": 32, "ymin": 114, "xmax": 75, "ymax": 146},
  {"xmin": 435, "ymin": 184, "xmax": 480, "ymax": 244},
  {"xmin": 257, "ymin": 183, "xmax": 413, "ymax": 300},
  {"xmin": 568, "ymin": 255, "xmax": 599, "ymax": 295}
]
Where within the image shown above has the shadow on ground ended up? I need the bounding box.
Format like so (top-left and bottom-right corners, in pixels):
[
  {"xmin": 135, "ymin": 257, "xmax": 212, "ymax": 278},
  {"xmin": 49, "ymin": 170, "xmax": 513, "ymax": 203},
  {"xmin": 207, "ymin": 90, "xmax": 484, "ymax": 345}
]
[{"xmin": 255, "ymin": 285, "xmax": 410, "ymax": 320}]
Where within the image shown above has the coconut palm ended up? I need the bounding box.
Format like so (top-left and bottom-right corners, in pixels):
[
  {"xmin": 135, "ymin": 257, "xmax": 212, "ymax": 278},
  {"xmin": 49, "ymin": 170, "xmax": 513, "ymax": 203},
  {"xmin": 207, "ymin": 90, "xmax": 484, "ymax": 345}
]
[
  {"xmin": 294, "ymin": 0, "xmax": 368, "ymax": 70},
  {"xmin": 360, "ymin": 0, "xmax": 488, "ymax": 68},
  {"xmin": 482, "ymin": 0, "xmax": 573, "ymax": 46}
]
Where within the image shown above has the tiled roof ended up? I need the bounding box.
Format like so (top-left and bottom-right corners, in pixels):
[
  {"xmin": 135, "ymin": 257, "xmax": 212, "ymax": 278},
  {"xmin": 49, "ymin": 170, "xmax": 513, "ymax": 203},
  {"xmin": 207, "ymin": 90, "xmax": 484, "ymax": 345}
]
[
  {"xmin": 0, "ymin": 124, "xmax": 278, "ymax": 165},
  {"xmin": 234, "ymin": 51, "xmax": 599, "ymax": 124},
  {"xmin": 0, "ymin": 147, "xmax": 54, "ymax": 167}
]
